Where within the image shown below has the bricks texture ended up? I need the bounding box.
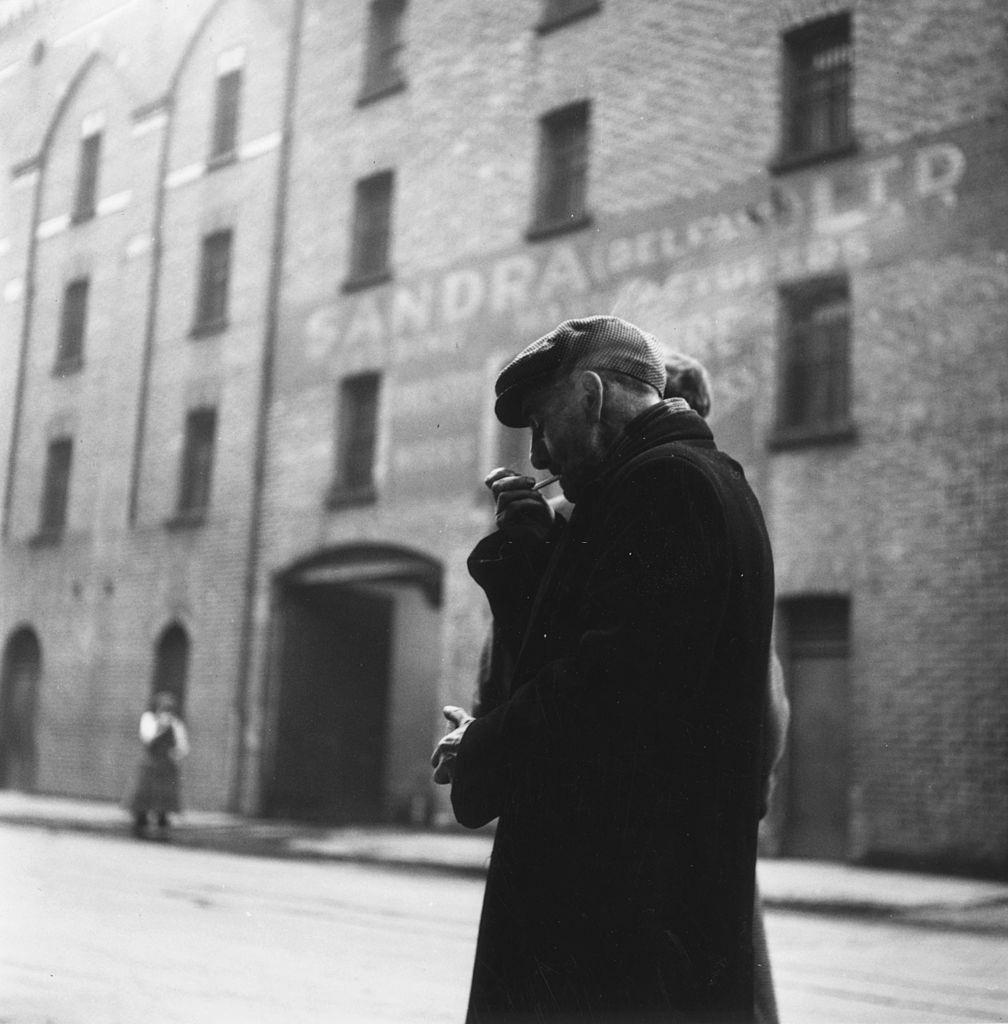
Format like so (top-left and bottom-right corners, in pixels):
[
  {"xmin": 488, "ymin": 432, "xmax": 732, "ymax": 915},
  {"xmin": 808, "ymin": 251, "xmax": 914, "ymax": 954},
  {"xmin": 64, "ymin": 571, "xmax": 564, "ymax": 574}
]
[{"xmin": 0, "ymin": 0, "xmax": 1005, "ymax": 874}]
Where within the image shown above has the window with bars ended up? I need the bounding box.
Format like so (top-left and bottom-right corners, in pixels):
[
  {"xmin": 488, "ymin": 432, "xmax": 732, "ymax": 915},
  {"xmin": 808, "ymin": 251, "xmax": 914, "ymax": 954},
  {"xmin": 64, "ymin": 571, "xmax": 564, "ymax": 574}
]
[
  {"xmin": 209, "ymin": 67, "xmax": 242, "ymax": 163},
  {"xmin": 773, "ymin": 276, "xmax": 855, "ymax": 446},
  {"xmin": 193, "ymin": 229, "xmax": 232, "ymax": 332},
  {"xmin": 37, "ymin": 436, "xmax": 73, "ymax": 540},
  {"xmin": 175, "ymin": 407, "xmax": 217, "ymax": 520},
  {"xmin": 529, "ymin": 101, "xmax": 591, "ymax": 238},
  {"xmin": 360, "ymin": 0, "xmax": 406, "ymax": 102},
  {"xmin": 537, "ymin": 0, "xmax": 601, "ymax": 33},
  {"xmin": 346, "ymin": 172, "xmax": 394, "ymax": 287},
  {"xmin": 55, "ymin": 278, "xmax": 88, "ymax": 373},
  {"xmin": 329, "ymin": 373, "xmax": 381, "ymax": 507},
  {"xmin": 779, "ymin": 13, "xmax": 853, "ymax": 167},
  {"xmin": 72, "ymin": 132, "xmax": 101, "ymax": 223}
]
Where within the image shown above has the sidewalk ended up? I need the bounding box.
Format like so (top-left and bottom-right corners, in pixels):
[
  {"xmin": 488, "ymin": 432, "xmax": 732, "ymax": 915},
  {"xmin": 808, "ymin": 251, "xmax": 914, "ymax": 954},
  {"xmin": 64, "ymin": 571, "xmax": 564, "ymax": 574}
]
[{"xmin": 3, "ymin": 790, "xmax": 1007, "ymax": 934}]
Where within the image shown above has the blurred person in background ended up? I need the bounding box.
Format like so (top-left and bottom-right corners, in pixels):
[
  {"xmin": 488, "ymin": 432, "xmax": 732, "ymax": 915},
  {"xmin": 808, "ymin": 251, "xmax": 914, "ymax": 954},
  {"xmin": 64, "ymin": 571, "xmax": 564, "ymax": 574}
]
[
  {"xmin": 433, "ymin": 316, "xmax": 775, "ymax": 1023},
  {"xmin": 127, "ymin": 690, "xmax": 189, "ymax": 840},
  {"xmin": 464, "ymin": 346, "xmax": 789, "ymax": 1024},
  {"xmin": 662, "ymin": 350, "xmax": 788, "ymax": 1024},
  {"xmin": 663, "ymin": 349, "xmax": 713, "ymax": 420}
]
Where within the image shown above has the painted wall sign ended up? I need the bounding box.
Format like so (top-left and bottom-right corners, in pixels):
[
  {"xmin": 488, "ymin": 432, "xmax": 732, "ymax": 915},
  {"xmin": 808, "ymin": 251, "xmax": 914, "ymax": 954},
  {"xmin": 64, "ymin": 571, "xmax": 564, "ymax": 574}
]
[
  {"xmin": 286, "ymin": 122, "xmax": 1007, "ymax": 485},
  {"xmin": 317, "ymin": 133, "xmax": 988, "ymax": 359}
]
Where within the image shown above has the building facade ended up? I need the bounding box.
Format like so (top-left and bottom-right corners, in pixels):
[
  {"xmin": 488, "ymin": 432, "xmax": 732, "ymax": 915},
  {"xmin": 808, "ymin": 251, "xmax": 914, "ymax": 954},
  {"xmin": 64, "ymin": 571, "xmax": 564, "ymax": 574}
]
[{"xmin": 0, "ymin": 0, "xmax": 1006, "ymax": 874}]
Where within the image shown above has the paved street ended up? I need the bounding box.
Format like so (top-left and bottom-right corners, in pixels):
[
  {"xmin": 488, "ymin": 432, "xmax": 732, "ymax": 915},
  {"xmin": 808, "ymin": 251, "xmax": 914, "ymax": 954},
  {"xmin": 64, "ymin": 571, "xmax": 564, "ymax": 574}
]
[{"xmin": 2, "ymin": 824, "xmax": 1006, "ymax": 1024}]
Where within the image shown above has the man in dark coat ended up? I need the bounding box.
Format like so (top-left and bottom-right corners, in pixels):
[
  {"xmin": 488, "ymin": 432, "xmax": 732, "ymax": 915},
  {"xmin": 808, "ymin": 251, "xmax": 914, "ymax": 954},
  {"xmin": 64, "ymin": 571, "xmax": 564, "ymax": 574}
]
[{"xmin": 432, "ymin": 316, "xmax": 775, "ymax": 1023}]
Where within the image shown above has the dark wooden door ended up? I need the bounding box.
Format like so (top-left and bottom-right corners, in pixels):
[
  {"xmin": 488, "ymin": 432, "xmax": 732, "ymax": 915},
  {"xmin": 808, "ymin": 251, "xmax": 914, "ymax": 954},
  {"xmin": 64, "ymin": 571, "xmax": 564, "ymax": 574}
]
[
  {"xmin": 782, "ymin": 598, "xmax": 850, "ymax": 859},
  {"xmin": 269, "ymin": 585, "xmax": 393, "ymax": 822},
  {"xmin": 0, "ymin": 629, "xmax": 41, "ymax": 791}
]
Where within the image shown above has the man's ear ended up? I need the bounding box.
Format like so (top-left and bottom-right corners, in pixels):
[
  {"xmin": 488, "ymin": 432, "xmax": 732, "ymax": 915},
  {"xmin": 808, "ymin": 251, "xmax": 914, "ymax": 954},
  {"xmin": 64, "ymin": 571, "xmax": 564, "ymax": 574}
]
[{"xmin": 578, "ymin": 371, "xmax": 604, "ymax": 424}]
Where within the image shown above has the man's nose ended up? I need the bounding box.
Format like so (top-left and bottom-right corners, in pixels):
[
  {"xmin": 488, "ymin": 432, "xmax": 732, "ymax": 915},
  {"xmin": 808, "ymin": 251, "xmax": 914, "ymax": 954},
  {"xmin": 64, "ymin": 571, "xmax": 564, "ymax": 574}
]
[{"xmin": 529, "ymin": 436, "xmax": 550, "ymax": 470}]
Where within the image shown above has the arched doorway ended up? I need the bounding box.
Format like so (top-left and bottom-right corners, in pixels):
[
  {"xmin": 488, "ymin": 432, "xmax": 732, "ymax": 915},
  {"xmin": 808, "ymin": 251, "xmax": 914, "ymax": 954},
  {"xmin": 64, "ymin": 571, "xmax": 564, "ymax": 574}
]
[
  {"xmin": 152, "ymin": 623, "xmax": 190, "ymax": 713},
  {"xmin": 0, "ymin": 627, "xmax": 42, "ymax": 791},
  {"xmin": 263, "ymin": 545, "xmax": 443, "ymax": 824}
]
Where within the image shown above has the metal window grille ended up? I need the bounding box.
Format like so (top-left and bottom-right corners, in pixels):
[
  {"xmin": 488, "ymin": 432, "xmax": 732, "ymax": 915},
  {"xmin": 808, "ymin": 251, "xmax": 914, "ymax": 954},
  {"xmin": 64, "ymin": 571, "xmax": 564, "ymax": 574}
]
[
  {"xmin": 39, "ymin": 437, "xmax": 73, "ymax": 535},
  {"xmin": 195, "ymin": 230, "xmax": 233, "ymax": 327},
  {"xmin": 177, "ymin": 408, "xmax": 217, "ymax": 515},
  {"xmin": 350, "ymin": 172, "xmax": 393, "ymax": 281},
  {"xmin": 362, "ymin": 0, "xmax": 405, "ymax": 96},
  {"xmin": 210, "ymin": 68, "xmax": 242, "ymax": 159},
  {"xmin": 73, "ymin": 132, "xmax": 101, "ymax": 222},
  {"xmin": 783, "ymin": 14, "xmax": 852, "ymax": 159},
  {"xmin": 778, "ymin": 277, "xmax": 850, "ymax": 432},
  {"xmin": 536, "ymin": 102, "xmax": 590, "ymax": 228},
  {"xmin": 338, "ymin": 374, "xmax": 380, "ymax": 490},
  {"xmin": 57, "ymin": 278, "xmax": 89, "ymax": 368}
]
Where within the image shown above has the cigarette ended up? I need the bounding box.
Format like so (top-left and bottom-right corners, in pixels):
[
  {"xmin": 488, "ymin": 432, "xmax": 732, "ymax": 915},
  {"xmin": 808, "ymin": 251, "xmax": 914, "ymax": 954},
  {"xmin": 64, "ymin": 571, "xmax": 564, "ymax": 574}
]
[{"xmin": 532, "ymin": 473, "xmax": 560, "ymax": 491}]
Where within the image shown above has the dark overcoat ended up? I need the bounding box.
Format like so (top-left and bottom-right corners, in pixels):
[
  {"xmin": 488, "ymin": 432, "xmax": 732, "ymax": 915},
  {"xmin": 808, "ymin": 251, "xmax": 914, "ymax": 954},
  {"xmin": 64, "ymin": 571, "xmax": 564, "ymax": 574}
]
[{"xmin": 453, "ymin": 401, "xmax": 775, "ymax": 1024}]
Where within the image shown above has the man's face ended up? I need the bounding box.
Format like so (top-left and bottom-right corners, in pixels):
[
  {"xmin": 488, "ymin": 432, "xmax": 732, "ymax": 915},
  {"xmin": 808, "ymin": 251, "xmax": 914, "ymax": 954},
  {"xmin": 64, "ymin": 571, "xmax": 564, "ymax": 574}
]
[{"xmin": 522, "ymin": 377, "xmax": 603, "ymax": 503}]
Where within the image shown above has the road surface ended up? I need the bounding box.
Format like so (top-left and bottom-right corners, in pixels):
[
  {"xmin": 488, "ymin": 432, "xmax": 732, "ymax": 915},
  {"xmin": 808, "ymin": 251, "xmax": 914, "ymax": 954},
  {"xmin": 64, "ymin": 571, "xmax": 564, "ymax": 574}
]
[{"xmin": 2, "ymin": 825, "xmax": 1006, "ymax": 1023}]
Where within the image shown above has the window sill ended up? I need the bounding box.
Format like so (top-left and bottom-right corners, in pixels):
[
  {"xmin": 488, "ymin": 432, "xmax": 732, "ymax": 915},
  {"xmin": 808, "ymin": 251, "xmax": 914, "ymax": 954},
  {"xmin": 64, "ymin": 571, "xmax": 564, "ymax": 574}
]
[
  {"xmin": 28, "ymin": 529, "xmax": 63, "ymax": 548},
  {"xmin": 205, "ymin": 150, "xmax": 238, "ymax": 172},
  {"xmin": 190, "ymin": 318, "xmax": 228, "ymax": 339},
  {"xmin": 768, "ymin": 139, "xmax": 858, "ymax": 176},
  {"xmin": 164, "ymin": 510, "xmax": 207, "ymax": 531},
  {"xmin": 536, "ymin": 2, "xmax": 601, "ymax": 34},
  {"xmin": 767, "ymin": 420, "xmax": 857, "ymax": 451},
  {"xmin": 52, "ymin": 356, "xmax": 83, "ymax": 377},
  {"xmin": 341, "ymin": 270, "xmax": 392, "ymax": 294},
  {"xmin": 326, "ymin": 482, "xmax": 377, "ymax": 510},
  {"xmin": 357, "ymin": 78, "xmax": 406, "ymax": 107},
  {"xmin": 525, "ymin": 212, "xmax": 593, "ymax": 243}
]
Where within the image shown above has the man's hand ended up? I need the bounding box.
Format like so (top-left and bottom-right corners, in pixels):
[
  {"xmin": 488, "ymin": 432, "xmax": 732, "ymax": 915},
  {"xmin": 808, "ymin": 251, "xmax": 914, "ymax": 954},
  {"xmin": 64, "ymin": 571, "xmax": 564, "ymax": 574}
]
[
  {"xmin": 431, "ymin": 705, "xmax": 474, "ymax": 785},
  {"xmin": 485, "ymin": 467, "xmax": 555, "ymax": 543}
]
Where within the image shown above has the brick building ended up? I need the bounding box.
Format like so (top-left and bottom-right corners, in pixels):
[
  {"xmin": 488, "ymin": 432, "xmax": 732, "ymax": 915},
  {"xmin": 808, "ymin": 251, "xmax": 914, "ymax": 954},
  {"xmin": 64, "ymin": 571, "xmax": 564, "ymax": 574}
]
[{"xmin": 0, "ymin": 0, "xmax": 1005, "ymax": 874}]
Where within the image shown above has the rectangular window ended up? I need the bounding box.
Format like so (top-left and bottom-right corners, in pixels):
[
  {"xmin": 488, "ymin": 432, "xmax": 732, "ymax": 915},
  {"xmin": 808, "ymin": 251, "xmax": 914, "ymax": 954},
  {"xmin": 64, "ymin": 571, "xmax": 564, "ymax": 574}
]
[
  {"xmin": 176, "ymin": 407, "xmax": 217, "ymax": 519},
  {"xmin": 346, "ymin": 172, "xmax": 393, "ymax": 287},
  {"xmin": 72, "ymin": 132, "xmax": 102, "ymax": 222},
  {"xmin": 56, "ymin": 277, "xmax": 89, "ymax": 372},
  {"xmin": 530, "ymin": 101, "xmax": 591, "ymax": 238},
  {"xmin": 360, "ymin": 0, "xmax": 406, "ymax": 101},
  {"xmin": 193, "ymin": 229, "xmax": 232, "ymax": 332},
  {"xmin": 780, "ymin": 13, "xmax": 853, "ymax": 165},
  {"xmin": 38, "ymin": 436, "xmax": 73, "ymax": 538},
  {"xmin": 537, "ymin": 0, "xmax": 601, "ymax": 33},
  {"xmin": 209, "ymin": 68, "xmax": 242, "ymax": 162},
  {"xmin": 330, "ymin": 373, "xmax": 380, "ymax": 506},
  {"xmin": 773, "ymin": 276, "xmax": 853, "ymax": 445}
]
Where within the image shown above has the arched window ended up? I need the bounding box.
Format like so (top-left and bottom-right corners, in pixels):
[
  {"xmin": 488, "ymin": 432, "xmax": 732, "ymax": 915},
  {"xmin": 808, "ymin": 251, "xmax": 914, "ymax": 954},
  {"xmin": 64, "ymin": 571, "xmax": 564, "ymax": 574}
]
[
  {"xmin": 151, "ymin": 624, "xmax": 190, "ymax": 712},
  {"xmin": 1, "ymin": 627, "xmax": 42, "ymax": 791}
]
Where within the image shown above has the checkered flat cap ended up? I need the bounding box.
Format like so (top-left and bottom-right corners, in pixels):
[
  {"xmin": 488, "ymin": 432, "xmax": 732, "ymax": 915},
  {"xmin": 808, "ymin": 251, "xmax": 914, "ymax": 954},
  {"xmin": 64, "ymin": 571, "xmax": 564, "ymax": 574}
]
[{"xmin": 494, "ymin": 315, "xmax": 667, "ymax": 427}]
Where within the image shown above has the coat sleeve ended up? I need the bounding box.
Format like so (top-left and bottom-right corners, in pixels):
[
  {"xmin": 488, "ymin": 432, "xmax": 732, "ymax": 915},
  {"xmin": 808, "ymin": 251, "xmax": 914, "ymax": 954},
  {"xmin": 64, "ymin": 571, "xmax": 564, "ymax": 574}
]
[
  {"xmin": 472, "ymin": 621, "xmax": 514, "ymax": 719},
  {"xmin": 451, "ymin": 456, "xmax": 734, "ymax": 829},
  {"xmin": 466, "ymin": 521, "xmax": 564, "ymax": 715}
]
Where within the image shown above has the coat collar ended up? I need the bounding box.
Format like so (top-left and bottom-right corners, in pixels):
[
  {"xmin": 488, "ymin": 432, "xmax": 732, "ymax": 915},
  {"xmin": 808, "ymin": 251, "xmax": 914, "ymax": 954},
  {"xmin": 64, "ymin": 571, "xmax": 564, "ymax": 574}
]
[
  {"xmin": 603, "ymin": 398, "xmax": 714, "ymax": 470},
  {"xmin": 574, "ymin": 400, "xmax": 715, "ymax": 511}
]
